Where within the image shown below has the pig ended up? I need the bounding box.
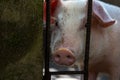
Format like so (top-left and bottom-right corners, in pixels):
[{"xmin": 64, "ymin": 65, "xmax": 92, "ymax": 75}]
[{"xmin": 44, "ymin": 0, "xmax": 120, "ymax": 80}]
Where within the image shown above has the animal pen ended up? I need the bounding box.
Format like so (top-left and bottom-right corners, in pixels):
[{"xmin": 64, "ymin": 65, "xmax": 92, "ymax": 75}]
[{"xmin": 43, "ymin": 0, "xmax": 92, "ymax": 80}]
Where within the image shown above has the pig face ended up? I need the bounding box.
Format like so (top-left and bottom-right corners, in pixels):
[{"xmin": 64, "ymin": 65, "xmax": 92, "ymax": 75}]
[
  {"xmin": 44, "ymin": 0, "xmax": 116, "ymax": 66},
  {"xmin": 50, "ymin": 0, "xmax": 88, "ymax": 66}
]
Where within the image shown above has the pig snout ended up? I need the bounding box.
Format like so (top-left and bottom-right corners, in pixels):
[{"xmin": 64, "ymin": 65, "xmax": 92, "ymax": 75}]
[{"xmin": 53, "ymin": 48, "xmax": 76, "ymax": 66}]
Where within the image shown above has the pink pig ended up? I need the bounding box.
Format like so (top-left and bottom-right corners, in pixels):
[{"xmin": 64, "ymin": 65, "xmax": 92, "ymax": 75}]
[{"xmin": 44, "ymin": 0, "xmax": 120, "ymax": 80}]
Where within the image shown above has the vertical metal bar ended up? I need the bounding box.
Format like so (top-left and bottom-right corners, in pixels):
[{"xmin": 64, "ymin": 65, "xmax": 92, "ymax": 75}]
[
  {"xmin": 44, "ymin": 0, "xmax": 51, "ymax": 80},
  {"xmin": 84, "ymin": 0, "xmax": 92, "ymax": 80}
]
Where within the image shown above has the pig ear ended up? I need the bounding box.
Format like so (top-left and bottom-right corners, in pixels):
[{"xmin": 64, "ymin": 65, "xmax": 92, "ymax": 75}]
[
  {"xmin": 93, "ymin": 1, "xmax": 116, "ymax": 27},
  {"xmin": 51, "ymin": 0, "xmax": 60, "ymax": 17},
  {"xmin": 43, "ymin": 1, "xmax": 46, "ymax": 23},
  {"xmin": 43, "ymin": 0, "xmax": 60, "ymax": 25}
]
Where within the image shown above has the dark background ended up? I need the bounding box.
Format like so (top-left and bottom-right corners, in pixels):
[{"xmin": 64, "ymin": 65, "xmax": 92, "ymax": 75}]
[
  {"xmin": 0, "ymin": 0, "xmax": 43, "ymax": 80},
  {"xmin": 103, "ymin": 0, "xmax": 120, "ymax": 6}
]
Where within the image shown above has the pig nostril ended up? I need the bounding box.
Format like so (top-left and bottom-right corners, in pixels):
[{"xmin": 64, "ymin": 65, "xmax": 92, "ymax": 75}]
[
  {"xmin": 56, "ymin": 54, "xmax": 60, "ymax": 58},
  {"xmin": 66, "ymin": 55, "xmax": 71, "ymax": 59}
]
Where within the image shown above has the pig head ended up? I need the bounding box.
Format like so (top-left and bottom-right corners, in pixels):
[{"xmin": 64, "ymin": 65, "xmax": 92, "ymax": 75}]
[
  {"xmin": 44, "ymin": 0, "xmax": 120, "ymax": 80},
  {"xmin": 44, "ymin": 0, "xmax": 116, "ymax": 66}
]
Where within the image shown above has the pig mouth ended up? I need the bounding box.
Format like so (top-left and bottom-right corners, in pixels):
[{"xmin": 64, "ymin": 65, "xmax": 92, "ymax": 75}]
[{"xmin": 52, "ymin": 57, "xmax": 77, "ymax": 67}]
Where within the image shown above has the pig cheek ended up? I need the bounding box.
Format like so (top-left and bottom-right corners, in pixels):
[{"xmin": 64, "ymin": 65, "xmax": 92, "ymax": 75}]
[
  {"xmin": 75, "ymin": 41, "xmax": 85, "ymax": 62},
  {"xmin": 75, "ymin": 31, "xmax": 86, "ymax": 62},
  {"xmin": 50, "ymin": 30, "xmax": 62, "ymax": 54}
]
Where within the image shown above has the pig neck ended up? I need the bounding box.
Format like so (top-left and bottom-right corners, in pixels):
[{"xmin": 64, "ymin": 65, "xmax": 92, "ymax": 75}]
[{"xmin": 88, "ymin": 19, "xmax": 120, "ymax": 73}]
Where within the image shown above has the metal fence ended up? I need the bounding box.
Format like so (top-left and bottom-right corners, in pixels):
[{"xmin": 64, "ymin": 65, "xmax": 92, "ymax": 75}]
[{"xmin": 43, "ymin": 0, "xmax": 93, "ymax": 80}]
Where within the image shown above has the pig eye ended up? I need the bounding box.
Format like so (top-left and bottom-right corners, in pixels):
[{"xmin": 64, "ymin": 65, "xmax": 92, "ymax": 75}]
[
  {"xmin": 54, "ymin": 21, "xmax": 60, "ymax": 29},
  {"xmin": 50, "ymin": 21, "xmax": 59, "ymax": 32},
  {"xmin": 55, "ymin": 21, "xmax": 59, "ymax": 27}
]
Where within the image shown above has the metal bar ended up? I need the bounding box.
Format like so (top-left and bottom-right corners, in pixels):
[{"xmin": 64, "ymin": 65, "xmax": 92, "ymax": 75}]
[
  {"xmin": 50, "ymin": 71, "xmax": 84, "ymax": 75},
  {"xmin": 44, "ymin": 0, "xmax": 51, "ymax": 80},
  {"xmin": 84, "ymin": 0, "xmax": 93, "ymax": 80}
]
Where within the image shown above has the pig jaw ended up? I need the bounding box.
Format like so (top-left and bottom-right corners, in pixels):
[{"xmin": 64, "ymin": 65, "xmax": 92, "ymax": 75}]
[{"xmin": 50, "ymin": 0, "xmax": 87, "ymax": 66}]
